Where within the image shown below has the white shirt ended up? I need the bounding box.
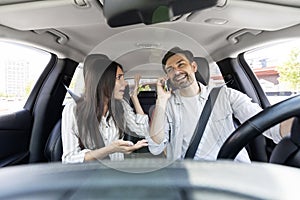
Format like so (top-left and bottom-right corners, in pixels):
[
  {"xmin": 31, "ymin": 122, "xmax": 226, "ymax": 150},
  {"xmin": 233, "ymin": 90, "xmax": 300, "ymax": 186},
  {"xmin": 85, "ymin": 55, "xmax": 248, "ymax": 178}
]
[
  {"xmin": 148, "ymin": 83, "xmax": 281, "ymax": 162},
  {"xmin": 181, "ymin": 95, "xmax": 202, "ymax": 156},
  {"xmin": 61, "ymin": 99, "xmax": 149, "ymax": 163}
]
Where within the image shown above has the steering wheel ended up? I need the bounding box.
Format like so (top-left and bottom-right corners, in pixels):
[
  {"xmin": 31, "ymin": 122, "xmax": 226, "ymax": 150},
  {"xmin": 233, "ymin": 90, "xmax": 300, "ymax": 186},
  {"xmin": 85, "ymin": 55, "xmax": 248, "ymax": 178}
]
[{"xmin": 217, "ymin": 94, "xmax": 300, "ymax": 160}]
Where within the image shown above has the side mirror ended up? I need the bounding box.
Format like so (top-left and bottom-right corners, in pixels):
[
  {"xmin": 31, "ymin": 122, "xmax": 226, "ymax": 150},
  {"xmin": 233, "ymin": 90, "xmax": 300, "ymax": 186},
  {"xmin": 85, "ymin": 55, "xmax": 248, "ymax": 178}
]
[{"xmin": 103, "ymin": 0, "xmax": 218, "ymax": 27}]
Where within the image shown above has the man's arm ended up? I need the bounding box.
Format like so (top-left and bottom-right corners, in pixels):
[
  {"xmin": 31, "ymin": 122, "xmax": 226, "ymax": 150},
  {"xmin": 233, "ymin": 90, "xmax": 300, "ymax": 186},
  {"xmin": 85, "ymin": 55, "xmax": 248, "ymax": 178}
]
[
  {"xmin": 149, "ymin": 78, "xmax": 171, "ymax": 144},
  {"xmin": 228, "ymin": 87, "xmax": 293, "ymax": 142},
  {"xmin": 280, "ymin": 118, "xmax": 294, "ymax": 138}
]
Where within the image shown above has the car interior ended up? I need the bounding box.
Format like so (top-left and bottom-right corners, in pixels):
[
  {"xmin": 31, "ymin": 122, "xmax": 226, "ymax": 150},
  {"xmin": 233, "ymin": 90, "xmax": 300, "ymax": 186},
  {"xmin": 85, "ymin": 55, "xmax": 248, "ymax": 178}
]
[
  {"xmin": 0, "ymin": 0, "xmax": 300, "ymax": 169},
  {"xmin": 1, "ymin": 0, "xmax": 300, "ymax": 199}
]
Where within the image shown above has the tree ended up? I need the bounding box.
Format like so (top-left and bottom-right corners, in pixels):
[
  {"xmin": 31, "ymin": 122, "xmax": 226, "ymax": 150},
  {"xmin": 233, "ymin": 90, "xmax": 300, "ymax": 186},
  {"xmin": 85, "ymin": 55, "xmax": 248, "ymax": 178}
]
[
  {"xmin": 25, "ymin": 80, "xmax": 33, "ymax": 96},
  {"xmin": 277, "ymin": 48, "xmax": 300, "ymax": 93}
]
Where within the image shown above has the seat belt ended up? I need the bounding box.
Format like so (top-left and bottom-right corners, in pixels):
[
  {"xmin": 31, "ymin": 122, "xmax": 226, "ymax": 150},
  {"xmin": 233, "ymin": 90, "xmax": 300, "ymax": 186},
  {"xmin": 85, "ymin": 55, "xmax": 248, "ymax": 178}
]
[
  {"xmin": 63, "ymin": 84, "xmax": 80, "ymax": 101},
  {"xmin": 184, "ymin": 86, "xmax": 222, "ymax": 159}
]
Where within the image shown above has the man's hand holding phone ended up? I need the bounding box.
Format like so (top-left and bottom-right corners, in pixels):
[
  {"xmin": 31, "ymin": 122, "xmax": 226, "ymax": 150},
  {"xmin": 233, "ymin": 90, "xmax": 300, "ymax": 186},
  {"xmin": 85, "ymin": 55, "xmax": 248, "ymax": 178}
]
[
  {"xmin": 163, "ymin": 80, "xmax": 170, "ymax": 92},
  {"xmin": 156, "ymin": 77, "xmax": 172, "ymax": 102}
]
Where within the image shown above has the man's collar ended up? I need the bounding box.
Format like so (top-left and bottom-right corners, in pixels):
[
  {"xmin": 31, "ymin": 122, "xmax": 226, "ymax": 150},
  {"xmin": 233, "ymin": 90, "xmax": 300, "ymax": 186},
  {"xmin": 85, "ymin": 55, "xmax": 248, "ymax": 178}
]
[
  {"xmin": 173, "ymin": 82, "xmax": 208, "ymax": 104},
  {"xmin": 199, "ymin": 82, "xmax": 209, "ymax": 100}
]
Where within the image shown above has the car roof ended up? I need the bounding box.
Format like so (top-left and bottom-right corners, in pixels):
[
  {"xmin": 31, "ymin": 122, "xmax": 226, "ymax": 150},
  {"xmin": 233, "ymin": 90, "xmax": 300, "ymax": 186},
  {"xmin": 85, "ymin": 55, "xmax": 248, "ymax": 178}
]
[{"xmin": 1, "ymin": 0, "xmax": 300, "ymax": 79}]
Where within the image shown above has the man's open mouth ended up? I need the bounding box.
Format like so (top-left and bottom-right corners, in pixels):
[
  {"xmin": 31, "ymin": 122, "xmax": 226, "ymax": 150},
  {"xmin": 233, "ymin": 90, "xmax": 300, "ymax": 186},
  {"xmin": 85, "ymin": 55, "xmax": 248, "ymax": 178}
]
[{"xmin": 174, "ymin": 74, "xmax": 187, "ymax": 82}]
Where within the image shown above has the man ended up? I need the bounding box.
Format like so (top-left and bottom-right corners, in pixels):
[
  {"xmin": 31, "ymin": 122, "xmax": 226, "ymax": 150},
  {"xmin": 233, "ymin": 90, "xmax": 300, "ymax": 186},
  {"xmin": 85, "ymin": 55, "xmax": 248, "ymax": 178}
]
[{"xmin": 148, "ymin": 47, "xmax": 292, "ymax": 162}]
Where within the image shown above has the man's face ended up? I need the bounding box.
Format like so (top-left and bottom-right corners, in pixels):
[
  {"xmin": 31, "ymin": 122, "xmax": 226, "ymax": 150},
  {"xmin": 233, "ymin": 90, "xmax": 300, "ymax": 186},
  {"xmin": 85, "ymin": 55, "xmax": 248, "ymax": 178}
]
[{"xmin": 164, "ymin": 53, "xmax": 197, "ymax": 89}]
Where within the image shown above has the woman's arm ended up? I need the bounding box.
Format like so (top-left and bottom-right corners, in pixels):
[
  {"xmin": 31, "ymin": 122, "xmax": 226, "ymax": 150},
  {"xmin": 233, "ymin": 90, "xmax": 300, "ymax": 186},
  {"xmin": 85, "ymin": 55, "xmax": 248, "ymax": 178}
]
[
  {"xmin": 61, "ymin": 101, "xmax": 90, "ymax": 163},
  {"xmin": 62, "ymin": 102, "xmax": 148, "ymax": 163},
  {"xmin": 123, "ymin": 99, "xmax": 149, "ymax": 137},
  {"xmin": 122, "ymin": 74, "xmax": 150, "ymax": 136},
  {"xmin": 84, "ymin": 139, "xmax": 148, "ymax": 161},
  {"xmin": 130, "ymin": 74, "xmax": 144, "ymax": 114}
]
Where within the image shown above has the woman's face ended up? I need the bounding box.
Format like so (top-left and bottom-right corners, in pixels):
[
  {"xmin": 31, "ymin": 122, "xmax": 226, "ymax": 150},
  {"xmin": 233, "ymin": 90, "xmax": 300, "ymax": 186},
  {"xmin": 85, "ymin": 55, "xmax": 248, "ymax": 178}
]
[{"xmin": 114, "ymin": 66, "xmax": 128, "ymax": 100}]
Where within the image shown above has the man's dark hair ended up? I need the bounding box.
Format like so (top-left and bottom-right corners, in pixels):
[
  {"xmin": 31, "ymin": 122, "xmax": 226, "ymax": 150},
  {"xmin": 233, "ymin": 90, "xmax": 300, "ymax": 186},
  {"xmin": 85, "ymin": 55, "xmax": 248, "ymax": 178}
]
[{"xmin": 162, "ymin": 47, "xmax": 194, "ymax": 72}]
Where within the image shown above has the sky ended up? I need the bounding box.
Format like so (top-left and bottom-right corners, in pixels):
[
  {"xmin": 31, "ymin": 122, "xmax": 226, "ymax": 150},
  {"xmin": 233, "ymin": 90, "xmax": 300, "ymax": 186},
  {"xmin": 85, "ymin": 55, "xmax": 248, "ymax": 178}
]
[
  {"xmin": 0, "ymin": 41, "xmax": 50, "ymax": 94},
  {"xmin": 244, "ymin": 39, "xmax": 300, "ymax": 68}
]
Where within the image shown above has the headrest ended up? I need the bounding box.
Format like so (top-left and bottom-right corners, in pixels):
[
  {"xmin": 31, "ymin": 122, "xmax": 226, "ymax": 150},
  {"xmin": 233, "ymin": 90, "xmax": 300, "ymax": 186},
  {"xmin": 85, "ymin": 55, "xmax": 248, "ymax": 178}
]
[
  {"xmin": 83, "ymin": 54, "xmax": 110, "ymax": 78},
  {"xmin": 138, "ymin": 91, "xmax": 157, "ymax": 98},
  {"xmin": 194, "ymin": 57, "xmax": 210, "ymax": 86}
]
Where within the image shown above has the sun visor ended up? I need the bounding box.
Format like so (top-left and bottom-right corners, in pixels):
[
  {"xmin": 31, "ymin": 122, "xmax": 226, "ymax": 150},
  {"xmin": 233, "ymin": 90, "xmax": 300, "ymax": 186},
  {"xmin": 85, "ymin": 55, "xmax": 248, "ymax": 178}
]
[{"xmin": 103, "ymin": 0, "xmax": 218, "ymax": 27}]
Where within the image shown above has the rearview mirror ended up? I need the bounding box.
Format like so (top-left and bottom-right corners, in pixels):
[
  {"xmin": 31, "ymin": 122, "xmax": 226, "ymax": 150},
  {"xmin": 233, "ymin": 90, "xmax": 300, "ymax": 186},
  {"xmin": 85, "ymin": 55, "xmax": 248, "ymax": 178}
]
[{"xmin": 103, "ymin": 0, "xmax": 218, "ymax": 27}]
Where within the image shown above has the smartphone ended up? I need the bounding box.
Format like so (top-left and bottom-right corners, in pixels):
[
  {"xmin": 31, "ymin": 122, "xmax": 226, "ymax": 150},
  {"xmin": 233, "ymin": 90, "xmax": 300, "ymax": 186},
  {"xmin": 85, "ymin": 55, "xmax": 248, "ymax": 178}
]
[
  {"xmin": 164, "ymin": 80, "xmax": 169, "ymax": 91},
  {"xmin": 164, "ymin": 79, "xmax": 176, "ymax": 91}
]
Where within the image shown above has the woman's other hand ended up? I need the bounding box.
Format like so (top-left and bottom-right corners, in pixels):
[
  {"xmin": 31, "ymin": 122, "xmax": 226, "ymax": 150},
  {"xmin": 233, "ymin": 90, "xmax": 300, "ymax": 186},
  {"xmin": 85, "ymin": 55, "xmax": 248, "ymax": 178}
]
[{"xmin": 109, "ymin": 139, "xmax": 148, "ymax": 154}]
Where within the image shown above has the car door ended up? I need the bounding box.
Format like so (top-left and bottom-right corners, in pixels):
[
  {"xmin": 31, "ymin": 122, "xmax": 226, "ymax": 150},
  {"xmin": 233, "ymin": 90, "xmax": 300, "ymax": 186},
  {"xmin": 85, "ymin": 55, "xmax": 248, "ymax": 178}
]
[
  {"xmin": 217, "ymin": 39, "xmax": 300, "ymax": 161},
  {"xmin": 0, "ymin": 41, "xmax": 77, "ymax": 167},
  {"xmin": 217, "ymin": 56, "xmax": 270, "ymax": 162}
]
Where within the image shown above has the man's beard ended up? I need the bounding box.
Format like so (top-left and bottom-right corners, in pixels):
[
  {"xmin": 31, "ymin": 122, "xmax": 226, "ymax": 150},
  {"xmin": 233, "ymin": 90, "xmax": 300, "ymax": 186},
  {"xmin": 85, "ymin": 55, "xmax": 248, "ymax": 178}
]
[{"xmin": 171, "ymin": 72, "xmax": 194, "ymax": 89}]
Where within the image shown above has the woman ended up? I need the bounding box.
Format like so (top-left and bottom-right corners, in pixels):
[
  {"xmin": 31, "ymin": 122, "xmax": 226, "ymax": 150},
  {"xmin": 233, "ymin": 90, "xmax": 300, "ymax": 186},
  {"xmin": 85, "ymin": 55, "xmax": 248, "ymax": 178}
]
[{"xmin": 62, "ymin": 54, "xmax": 149, "ymax": 163}]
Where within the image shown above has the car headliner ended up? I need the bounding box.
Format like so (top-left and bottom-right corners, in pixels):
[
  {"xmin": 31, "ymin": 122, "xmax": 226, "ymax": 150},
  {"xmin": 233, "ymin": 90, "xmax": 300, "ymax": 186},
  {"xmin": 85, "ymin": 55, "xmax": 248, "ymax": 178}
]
[{"xmin": 0, "ymin": 0, "xmax": 299, "ymax": 78}]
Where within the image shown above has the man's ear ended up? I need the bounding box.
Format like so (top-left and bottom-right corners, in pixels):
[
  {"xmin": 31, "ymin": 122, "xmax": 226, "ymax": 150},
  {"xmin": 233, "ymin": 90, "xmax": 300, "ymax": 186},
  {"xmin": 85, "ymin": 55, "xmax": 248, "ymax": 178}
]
[{"xmin": 191, "ymin": 61, "xmax": 198, "ymax": 72}]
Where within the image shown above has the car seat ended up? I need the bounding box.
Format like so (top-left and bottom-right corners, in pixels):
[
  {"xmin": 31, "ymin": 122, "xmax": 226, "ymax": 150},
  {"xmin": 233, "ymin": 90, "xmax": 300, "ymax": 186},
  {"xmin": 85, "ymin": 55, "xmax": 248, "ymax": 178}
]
[
  {"xmin": 136, "ymin": 91, "xmax": 157, "ymax": 116},
  {"xmin": 194, "ymin": 57, "xmax": 210, "ymax": 86},
  {"xmin": 44, "ymin": 119, "xmax": 62, "ymax": 162}
]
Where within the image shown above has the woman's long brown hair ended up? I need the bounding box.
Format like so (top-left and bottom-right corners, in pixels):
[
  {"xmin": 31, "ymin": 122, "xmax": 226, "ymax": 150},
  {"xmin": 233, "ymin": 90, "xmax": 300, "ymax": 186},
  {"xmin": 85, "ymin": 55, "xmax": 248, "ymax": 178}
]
[{"xmin": 75, "ymin": 55, "xmax": 125, "ymax": 149}]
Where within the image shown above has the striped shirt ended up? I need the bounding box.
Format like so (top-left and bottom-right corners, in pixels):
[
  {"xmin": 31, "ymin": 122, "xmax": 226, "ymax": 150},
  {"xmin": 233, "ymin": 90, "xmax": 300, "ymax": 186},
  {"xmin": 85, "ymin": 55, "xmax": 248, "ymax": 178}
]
[{"xmin": 61, "ymin": 99, "xmax": 149, "ymax": 163}]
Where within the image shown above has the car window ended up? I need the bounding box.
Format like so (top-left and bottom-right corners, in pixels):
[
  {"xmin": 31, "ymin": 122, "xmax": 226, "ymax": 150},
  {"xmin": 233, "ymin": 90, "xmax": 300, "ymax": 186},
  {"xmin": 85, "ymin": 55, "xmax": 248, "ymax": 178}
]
[
  {"xmin": 125, "ymin": 61, "xmax": 225, "ymax": 93},
  {"xmin": 244, "ymin": 40, "xmax": 300, "ymax": 104},
  {"xmin": 63, "ymin": 63, "xmax": 84, "ymax": 104},
  {"xmin": 64, "ymin": 65, "xmax": 158, "ymax": 104},
  {"xmin": 0, "ymin": 41, "xmax": 51, "ymax": 115},
  {"xmin": 126, "ymin": 78, "xmax": 157, "ymax": 93},
  {"xmin": 210, "ymin": 62, "xmax": 225, "ymax": 86}
]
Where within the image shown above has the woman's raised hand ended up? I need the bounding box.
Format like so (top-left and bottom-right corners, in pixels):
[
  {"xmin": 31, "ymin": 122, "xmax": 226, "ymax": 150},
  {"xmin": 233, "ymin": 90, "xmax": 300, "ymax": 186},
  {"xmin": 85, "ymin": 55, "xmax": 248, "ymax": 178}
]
[{"xmin": 131, "ymin": 74, "xmax": 141, "ymax": 98}]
